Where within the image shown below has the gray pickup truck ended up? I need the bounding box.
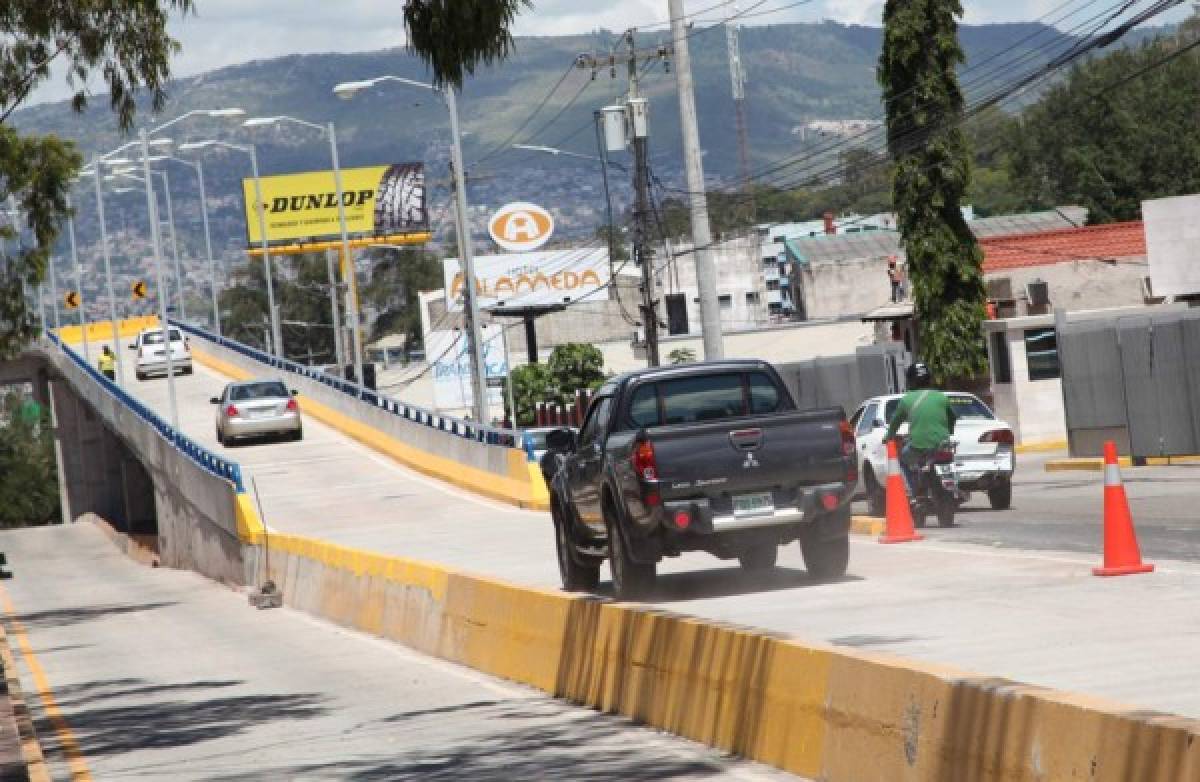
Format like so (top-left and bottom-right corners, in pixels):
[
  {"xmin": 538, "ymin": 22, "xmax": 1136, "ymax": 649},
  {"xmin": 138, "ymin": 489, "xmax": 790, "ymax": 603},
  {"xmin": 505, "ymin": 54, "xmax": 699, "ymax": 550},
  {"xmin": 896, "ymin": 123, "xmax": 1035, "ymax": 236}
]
[{"xmin": 543, "ymin": 360, "xmax": 857, "ymax": 598}]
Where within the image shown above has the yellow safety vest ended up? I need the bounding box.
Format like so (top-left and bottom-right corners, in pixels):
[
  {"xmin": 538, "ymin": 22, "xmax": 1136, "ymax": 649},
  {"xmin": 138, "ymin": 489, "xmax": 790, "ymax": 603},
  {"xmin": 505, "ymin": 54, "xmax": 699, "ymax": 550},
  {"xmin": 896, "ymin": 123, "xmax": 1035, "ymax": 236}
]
[{"xmin": 98, "ymin": 353, "xmax": 115, "ymax": 372}]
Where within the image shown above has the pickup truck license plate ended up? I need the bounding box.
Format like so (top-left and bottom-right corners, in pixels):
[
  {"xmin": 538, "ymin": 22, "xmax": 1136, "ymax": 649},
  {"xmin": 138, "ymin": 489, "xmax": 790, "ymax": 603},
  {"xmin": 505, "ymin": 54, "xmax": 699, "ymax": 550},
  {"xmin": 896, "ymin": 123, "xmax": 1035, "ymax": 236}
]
[{"xmin": 733, "ymin": 492, "xmax": 774, "ymax": 516}]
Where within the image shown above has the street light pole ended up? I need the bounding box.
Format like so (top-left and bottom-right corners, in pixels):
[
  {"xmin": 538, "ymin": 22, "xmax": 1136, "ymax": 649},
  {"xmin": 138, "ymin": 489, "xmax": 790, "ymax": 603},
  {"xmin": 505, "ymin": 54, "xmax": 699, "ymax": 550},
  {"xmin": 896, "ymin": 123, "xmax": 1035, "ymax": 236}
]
[
  {"xmin": 445, "ymin": 86, "xmax": 489, "ymax": 423},
  {"xmin": 91, "ymin": 161, "xmax": 125, "ymax": 385},
  {"xmin": 324, "ymin": 248, "xmax": 346, "ymax": 370},
  {"xmin": 332, "ymin": 75, "xmax": 488, "ymax": 421},
  {"xmin": 247, "ymin": 146, "xmax": 282, "ymax": 359},
  {"xmin": 193, "ymin": 161, "xmax": 220, "ymax": 335},
  {"xmin": 65, "ymin": 194, "xmax": 89, "ymax": 362},
  {"xmin": 327, "ymin": 121, "xmax": 364, "ymax": 390},
  {"xmin": 140, "ymin": 128, "xmax": 178, "ymax": 428},
  {"xmin": 154, "ymin": 168, "xmax": 187, "ymax": 323}
]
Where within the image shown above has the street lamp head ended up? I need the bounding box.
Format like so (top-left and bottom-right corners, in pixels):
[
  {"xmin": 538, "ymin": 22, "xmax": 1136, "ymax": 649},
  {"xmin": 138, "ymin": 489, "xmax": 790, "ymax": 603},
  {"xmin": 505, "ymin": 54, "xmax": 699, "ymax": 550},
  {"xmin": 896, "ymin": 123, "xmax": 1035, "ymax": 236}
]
[
  {"xmin": 333, "ymin": 80, "xmax": 374, "ymax": 100},
  {"xmin": 242, "ymin": 116, "xmax": 281, "ymax": 128},
  {"xmin": 205, "ymin": 108, "xmax": 245, "ymax": 118},
  {"xmin": 514, "ymin": 144, "xmax": 560, "ymax": 155}
]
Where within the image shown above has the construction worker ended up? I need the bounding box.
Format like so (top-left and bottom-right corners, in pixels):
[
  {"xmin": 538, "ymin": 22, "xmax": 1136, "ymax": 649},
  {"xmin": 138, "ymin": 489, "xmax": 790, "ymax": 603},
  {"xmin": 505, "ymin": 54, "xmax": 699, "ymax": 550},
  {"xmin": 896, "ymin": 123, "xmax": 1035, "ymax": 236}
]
[{"xmin": 98, "ymin": 345, "xmax": 116, "ymax": 381}]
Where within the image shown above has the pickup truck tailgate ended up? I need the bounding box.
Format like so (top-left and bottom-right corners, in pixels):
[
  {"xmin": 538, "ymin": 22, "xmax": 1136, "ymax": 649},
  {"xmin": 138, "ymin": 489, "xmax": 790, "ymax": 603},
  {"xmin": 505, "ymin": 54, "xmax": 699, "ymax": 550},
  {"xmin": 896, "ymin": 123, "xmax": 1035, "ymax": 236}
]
[{"xmin": 646, "ymin": 407, "xmax": 847, "ymax": 505}]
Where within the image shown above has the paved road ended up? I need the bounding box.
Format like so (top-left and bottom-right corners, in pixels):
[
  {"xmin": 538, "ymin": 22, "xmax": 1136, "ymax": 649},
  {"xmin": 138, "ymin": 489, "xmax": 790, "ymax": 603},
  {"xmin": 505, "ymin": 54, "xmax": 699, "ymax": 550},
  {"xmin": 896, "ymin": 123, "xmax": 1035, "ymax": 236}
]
[
  {"xmin": 0, "ymin": 523, "xmax": 792, "ymax": 781},
  {"xmin": 105, "ymin": 354, "xmax": 1200, "ymax": 718},
  {"xmin": 856, "ymin": 450, "xmax": 1200, "ymax": 562}
]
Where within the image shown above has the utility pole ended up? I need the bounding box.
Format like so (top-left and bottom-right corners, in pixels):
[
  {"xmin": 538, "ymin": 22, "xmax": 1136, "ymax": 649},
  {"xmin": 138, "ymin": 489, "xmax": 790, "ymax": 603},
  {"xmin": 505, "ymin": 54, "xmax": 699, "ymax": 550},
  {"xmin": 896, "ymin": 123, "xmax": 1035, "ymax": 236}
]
[
  {"xmin": 669, "ymin": 0, "xmax": 724, "ymax": 360},
  {"xmin": 725, "ymin": 2, "xmax": 754, "ymax": 222},
  {"xmin": 580, "ymin": 34, "xmax": 672, "ymax": 367},
  {"xmin": 626, "ymin": 34, "xmax": 661, "ymax": 368}
]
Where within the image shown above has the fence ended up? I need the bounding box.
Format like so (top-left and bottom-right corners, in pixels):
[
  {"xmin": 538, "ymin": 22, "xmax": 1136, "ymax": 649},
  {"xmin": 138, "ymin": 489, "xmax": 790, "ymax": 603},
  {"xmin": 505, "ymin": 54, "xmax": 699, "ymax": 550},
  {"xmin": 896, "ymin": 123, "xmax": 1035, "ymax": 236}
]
[
  {"xmin": 533, "ymin": 389, "xmax": 595, "ymax": 428},
  {"xmin": 776, "ymin": 343, "xmax": 909, "ymax": 416},
  {"xmin": 171, "ymin": 320, "xmax": 524, "ymax": 453},
  {"xmin": 1058, "ymin": 308, "xmax": 1200, "ymax": 458},
  {"xmin": 46, "ymin": 333, "xmax": 245, "ymax": 491}
]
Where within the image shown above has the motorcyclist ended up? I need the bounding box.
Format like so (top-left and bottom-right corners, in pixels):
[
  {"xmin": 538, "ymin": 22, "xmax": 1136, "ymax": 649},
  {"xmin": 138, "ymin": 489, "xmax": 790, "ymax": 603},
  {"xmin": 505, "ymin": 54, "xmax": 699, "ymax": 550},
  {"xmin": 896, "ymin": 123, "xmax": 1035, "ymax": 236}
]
[{"xmin": 884, "ymin": 362, "xmax": 957, "ymax": 494}]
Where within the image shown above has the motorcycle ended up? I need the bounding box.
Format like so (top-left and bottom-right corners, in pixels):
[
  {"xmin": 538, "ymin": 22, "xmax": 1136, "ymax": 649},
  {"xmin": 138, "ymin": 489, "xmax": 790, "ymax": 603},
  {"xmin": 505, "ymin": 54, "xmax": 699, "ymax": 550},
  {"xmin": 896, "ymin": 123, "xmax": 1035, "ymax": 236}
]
[{"xmin": 903, "ymin": 438, "xmax": 962, "ymax": 528}]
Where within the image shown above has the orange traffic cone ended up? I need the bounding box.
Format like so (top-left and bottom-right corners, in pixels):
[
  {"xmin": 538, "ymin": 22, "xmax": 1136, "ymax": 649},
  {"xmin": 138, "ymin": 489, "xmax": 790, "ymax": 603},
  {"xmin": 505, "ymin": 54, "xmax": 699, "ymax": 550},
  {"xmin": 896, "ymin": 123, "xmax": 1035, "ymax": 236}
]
[
  {"xmin": 1093, "ymin": 440, "xmax": 1154, "ymax": 577},
  {"xmin": 880, "ymin": 439, "xmax": 923, "ymax": 544}
]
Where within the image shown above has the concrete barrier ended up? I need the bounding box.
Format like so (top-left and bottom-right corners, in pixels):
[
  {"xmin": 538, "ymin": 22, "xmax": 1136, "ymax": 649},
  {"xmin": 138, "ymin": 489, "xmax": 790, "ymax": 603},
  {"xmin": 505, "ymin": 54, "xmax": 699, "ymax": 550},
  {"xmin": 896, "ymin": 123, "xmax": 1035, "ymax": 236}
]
[
  {"xmin": 184, "ymin": 333, "xmax": 549, "ymax": 511},
  {"xmin": 233, "ymin": 511, "xmax": 1199, "ymax": 781},
  {"xmin": 36, "ymin": 339, "xmax": 249, "ymax": 587},
  {"xmin": 54, "ymin": 315, "xmax": 159, "ymax": 346}
]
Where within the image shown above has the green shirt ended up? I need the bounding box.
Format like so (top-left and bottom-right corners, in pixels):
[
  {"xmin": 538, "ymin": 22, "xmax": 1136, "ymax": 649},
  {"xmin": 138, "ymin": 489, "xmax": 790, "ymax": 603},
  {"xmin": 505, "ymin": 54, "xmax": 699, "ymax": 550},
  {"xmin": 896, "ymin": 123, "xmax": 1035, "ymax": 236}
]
[{"xmin": 884, "ymin": 389, "xmax": 956, "ymax": 451}]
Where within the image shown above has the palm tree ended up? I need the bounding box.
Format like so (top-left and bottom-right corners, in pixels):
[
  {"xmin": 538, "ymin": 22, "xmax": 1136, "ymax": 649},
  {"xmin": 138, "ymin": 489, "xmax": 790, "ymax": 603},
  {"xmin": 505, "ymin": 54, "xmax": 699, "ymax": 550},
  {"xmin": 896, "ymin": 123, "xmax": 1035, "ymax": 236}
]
[{"xmin": 403, "ymin": 0, "xmax": 533, "ymax": 88}]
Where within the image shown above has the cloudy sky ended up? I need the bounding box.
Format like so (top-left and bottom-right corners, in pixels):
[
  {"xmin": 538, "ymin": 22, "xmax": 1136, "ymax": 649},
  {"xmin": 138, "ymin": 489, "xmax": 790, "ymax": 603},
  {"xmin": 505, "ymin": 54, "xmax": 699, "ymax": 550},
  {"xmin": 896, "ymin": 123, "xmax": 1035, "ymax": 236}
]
[{"xmin": 25, "ymin": 0, "xmax": 1189, "ymax": 106}]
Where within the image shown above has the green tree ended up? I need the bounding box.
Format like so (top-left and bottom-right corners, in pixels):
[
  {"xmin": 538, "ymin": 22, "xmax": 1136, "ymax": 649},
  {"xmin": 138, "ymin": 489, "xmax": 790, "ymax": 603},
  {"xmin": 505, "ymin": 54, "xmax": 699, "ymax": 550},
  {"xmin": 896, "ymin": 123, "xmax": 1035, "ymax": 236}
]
[
  {"xmin": 667, "ymin": 347, "xmax": 696, "ymax": 365},
  {"xmin": 403, "ymin": 0, "xmax": 532, "ymax": 89},
  {"xmin": 1006, "ymin": 33, "xmax": 1200, "ymax": 223},
  {"xmin": 0, "ymin": 392, "xmax": 59, "ymax": 526},
  {"xmin": 547, "ymin": 343, "xmax": 605, "ymax": 398},
  {"xmin": 507, "ymin": 362, "xmax": 553, "ymax": 426},
  {"xmin": 879, "ymin": 0, "xmax": 987, "ymax": 384},
  {"xmin": 0, "ymin": 0, "xmax": 193, "ymax": 359},
  {"xmin": 363, "ymin": 245, "xmax": 443, "ymax": 351}
]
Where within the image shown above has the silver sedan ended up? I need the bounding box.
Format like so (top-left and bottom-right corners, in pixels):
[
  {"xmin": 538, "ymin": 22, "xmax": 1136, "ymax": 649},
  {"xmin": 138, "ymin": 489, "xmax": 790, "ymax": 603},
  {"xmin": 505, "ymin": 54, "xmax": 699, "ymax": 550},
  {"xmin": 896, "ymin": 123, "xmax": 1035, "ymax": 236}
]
[{"xmin": 211, "ymin": 380, "xmax": 302, "ymax": 446}]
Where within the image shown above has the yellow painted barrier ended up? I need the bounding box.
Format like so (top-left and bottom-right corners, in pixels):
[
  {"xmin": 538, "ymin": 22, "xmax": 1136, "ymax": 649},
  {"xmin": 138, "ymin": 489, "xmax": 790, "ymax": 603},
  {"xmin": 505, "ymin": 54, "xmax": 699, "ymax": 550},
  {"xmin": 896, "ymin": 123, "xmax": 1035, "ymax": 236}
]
[
  {"xmin": 1015, "ymin": 438, "xmax": 1067, "ymax": 454},
  {"xmin": 241, "ymin": 525, "xmax": 1200, "ymax": 781},
  {"xmin": 54, "ymin": 315, "xmax": 159, "ymax": 346},
  {"xmin": 191, "ymin": 346, "xmax": 551, "ymax": 511},
  {"xmin": 850, "ymin": 515, "xmax": 885, "ymax": 536}
]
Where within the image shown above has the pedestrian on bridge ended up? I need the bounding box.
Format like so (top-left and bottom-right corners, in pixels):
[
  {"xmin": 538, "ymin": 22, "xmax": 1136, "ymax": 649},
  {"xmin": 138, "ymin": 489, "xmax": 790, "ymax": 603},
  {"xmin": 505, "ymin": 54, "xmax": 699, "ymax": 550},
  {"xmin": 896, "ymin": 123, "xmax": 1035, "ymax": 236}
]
[{"xmin": 99, "ymin": 346, "xmax": 116, "ymax": 381}]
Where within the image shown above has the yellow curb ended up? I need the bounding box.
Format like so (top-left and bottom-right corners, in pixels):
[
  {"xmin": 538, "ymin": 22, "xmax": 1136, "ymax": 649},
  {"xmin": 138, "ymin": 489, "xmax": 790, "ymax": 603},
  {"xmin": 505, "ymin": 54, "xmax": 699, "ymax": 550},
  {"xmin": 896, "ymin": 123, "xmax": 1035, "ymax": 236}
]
[
  {"xmin": 1015, "ymin": 438, "xmax": 1067, "ymax": 453},
  {"xmin": 850, "ymin": 515, "xmax": 885, "ymax": 536},
  {"xmin": 1045, "ymin": 454, "xmax": 1200, "ymax": 472}
]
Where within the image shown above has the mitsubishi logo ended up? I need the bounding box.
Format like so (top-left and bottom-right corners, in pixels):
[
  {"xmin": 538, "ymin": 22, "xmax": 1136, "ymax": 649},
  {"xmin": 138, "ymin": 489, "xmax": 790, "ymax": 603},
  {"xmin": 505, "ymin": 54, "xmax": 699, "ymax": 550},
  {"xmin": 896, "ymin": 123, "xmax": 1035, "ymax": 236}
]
[{"xmin": 743, "ymin": 452, "xmax": 760, "ymax": 469}]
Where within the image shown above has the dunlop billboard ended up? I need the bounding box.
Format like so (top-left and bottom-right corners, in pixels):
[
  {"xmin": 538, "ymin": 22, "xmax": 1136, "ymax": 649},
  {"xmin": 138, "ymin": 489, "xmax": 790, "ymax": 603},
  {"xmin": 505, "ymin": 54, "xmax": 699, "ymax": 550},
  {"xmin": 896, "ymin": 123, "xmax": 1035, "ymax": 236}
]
[{"xmin": 242, "ymin": 163, "xmax": 427, "ymax": 244}]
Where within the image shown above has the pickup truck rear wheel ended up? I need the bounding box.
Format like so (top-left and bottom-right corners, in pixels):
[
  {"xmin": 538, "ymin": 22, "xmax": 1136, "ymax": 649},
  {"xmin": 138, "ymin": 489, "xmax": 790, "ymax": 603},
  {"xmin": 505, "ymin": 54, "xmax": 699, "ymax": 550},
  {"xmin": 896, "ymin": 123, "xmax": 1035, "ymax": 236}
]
[
  {"xmin": 738, "ymin": 545, "xmax": 778, "ymax": 571},
  {"xmin": 553, "ymin": 503, "xmax": 600, "ymax": 592},
  {"xmin": 605, "ymin": 510, "xmax": 654, "ymax": 600},
  {"xmin": 801, "ymin": 532, "xmax": 849, "ymax": 580}
]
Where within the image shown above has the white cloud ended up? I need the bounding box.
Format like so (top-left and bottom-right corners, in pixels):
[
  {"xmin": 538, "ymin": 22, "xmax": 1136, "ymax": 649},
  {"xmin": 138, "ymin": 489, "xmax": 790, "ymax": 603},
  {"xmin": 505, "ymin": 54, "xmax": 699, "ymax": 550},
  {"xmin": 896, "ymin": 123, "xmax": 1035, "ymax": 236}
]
[{"xmin": 23, "ymin": 0, "xmax": 1191, "ymax": 107}]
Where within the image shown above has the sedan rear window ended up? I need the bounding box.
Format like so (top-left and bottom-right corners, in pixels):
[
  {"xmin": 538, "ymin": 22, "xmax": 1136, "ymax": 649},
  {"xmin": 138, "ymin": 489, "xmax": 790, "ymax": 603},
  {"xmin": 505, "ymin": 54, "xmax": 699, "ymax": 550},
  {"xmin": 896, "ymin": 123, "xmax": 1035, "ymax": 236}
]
[
  {"xmin": 142, "ymin": 329, "xmax": 183, "ymax": 345},
  {"xmin": 230, "ymin": 382, "xmax": 289, "ymax": 401}
]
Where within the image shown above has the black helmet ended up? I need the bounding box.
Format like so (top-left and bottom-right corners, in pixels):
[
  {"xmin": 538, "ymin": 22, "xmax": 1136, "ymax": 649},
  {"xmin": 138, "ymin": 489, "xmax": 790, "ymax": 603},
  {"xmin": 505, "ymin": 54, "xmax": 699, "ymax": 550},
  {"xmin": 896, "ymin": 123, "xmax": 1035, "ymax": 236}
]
[{"xmin": 906, "ymin": 361, "xmax": 932, "ymax": 389}]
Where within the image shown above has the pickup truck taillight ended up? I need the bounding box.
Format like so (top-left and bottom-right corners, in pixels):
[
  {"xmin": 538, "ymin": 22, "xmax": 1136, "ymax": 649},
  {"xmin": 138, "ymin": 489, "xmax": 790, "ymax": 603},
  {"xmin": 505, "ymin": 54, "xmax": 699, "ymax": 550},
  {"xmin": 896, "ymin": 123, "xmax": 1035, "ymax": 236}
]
[
  {"xmin": 632, "ymin": 440, "xmax": 658, "ymax": 481},
  {"xmin": 225, "ymin": 404, "xmax": 240, "ymax": 418},
  {"xmin": 979, "ymin": 429, "xmax": 1015, "ymax": 445},
  {"xmin": 839, "ymin": 419, "xmax": 858, "ymax": 484}
]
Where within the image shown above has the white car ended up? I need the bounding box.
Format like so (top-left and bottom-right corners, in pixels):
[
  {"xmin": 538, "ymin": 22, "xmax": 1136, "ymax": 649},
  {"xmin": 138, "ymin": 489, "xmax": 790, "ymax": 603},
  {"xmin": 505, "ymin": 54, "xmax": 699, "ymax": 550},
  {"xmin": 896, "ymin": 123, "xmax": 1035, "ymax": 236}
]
[
  {"xmin": 130, "ymin": 327, "xmax": 192, "ymax": 380},
  {"xmin": 850, "ymin": 392, "xmax": 1015, "ymax": 514}
]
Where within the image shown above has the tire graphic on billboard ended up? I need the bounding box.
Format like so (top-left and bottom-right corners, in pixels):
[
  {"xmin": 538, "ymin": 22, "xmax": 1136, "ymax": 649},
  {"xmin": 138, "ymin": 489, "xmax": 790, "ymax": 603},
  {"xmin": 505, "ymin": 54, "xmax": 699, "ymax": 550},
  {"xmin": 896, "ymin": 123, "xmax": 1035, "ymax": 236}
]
[{"xmin": 374, "ymin": 163, "xmax": 427, "ymax": 233}]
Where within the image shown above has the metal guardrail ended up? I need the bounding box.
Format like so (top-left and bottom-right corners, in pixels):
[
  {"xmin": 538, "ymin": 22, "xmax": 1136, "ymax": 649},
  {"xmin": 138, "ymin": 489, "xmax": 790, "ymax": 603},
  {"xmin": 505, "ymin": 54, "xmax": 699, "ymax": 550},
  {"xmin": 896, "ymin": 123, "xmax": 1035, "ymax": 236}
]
[
  {"xmin": 169, "ymin": 320, "xmax": 530, "ymax": 455},
  {"xmin": 47, "ymin": 333, "xmax": 246, "ymax": 492}
]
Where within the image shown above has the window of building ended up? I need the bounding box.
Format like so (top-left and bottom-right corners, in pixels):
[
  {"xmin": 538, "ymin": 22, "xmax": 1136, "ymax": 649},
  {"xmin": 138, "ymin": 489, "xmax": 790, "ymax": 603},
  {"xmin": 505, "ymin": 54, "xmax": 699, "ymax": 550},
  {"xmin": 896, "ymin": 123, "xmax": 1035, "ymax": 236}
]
[
  {"xmin": 766, "ymin": 279, "xmax": 779, "ymax": 290},
  {"xmin": 718, "ymin": 294, "xmax": 732, "ymax": 310},
  {"xmin": 745, "ymin": 292, "xmax": 760, "ymax": 304},
  {"xmin": 1024, "ymin": 327, "xmax": 1060, "ymax": 381},
  {"xmin": 990, "ymin": 331, "xmax": 1012, "ymax": 384}
]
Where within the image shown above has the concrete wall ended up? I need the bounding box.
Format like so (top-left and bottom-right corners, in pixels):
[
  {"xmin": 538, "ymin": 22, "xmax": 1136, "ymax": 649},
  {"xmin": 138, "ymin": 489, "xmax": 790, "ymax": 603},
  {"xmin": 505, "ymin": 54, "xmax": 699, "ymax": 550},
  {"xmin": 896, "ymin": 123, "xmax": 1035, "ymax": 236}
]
[
  {"xmin": 671, "ymin": 235, "xmax": 769, "ymax": 331},
  {"xmin": 799, "ymin": 256, "xmax": 894, "ymax": 320},
  {"xmin": 993, "ymin": 261, "xmax": 1147, "ymax": 314}
]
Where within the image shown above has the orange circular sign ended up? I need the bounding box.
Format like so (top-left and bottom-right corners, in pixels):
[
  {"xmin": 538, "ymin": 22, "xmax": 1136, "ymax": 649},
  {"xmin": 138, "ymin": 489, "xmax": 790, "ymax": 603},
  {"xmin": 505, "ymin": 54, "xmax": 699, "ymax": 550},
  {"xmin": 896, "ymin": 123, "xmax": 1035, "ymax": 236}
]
[{"xmin": 488, "ymin": 202, "xmax": 554, "ymax": 252}]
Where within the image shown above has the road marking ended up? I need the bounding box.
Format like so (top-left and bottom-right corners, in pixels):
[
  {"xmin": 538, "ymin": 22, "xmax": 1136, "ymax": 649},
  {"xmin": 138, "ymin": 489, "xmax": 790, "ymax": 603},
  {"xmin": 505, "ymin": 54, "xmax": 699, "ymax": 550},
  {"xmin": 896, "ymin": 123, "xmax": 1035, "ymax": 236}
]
[{"xmin": 0, "ymin": 587, "xmax": 91, "ymax": 780}]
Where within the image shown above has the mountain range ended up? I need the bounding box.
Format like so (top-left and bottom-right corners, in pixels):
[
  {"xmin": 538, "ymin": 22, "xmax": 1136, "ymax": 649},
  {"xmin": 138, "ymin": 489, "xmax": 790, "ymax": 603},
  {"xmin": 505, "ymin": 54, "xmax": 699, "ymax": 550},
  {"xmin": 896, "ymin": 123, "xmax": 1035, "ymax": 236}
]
[{"xmin": 11, "ymin": 19, "xmax": 1172, "ymax": 261}]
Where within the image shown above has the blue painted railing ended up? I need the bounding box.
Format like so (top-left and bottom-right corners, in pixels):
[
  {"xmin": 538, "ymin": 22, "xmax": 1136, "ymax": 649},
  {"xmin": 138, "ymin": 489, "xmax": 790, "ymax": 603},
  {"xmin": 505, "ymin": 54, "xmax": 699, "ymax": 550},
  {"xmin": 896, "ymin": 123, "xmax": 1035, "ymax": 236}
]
[
  {"xmin": 170, "ymin": 320, "xmax": 530, "ymax": 457},
  {"xmin": 48, "ymin": 333, "xmax": 246, "ymax": 492}
]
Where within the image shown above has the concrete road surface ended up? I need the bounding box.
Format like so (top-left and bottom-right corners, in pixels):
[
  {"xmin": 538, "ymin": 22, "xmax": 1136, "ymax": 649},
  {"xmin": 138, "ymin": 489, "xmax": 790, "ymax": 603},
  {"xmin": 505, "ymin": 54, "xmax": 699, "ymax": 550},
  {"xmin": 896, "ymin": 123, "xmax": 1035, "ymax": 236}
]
[
  {"xmin": 857, "ymin": 450, "xmax": 1200, "ymax": 562},
  {"xmin": 110, "ymin": 353, "xmax": 1200, "ymax": 719},
  {"xmin": 0, "ymin": 523, "xmax": 792, "ymax": 781}
]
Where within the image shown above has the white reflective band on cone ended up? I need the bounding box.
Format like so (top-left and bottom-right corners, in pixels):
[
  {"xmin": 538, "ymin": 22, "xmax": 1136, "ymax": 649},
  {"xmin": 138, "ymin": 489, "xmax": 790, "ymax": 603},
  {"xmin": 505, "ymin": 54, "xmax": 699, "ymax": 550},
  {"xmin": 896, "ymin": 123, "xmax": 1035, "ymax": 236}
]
[{"xmin": 1104, "ymin": 462, "xmax": 1122, "ymax": 487}]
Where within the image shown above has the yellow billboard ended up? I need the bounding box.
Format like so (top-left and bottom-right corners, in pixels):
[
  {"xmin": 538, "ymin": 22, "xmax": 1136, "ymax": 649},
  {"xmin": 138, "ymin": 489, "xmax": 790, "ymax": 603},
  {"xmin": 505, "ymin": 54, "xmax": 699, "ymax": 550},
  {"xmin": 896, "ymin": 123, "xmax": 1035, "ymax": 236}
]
[{"xmin": 242, "ymin": 163, "xmax": 426, "ymax": 244}]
